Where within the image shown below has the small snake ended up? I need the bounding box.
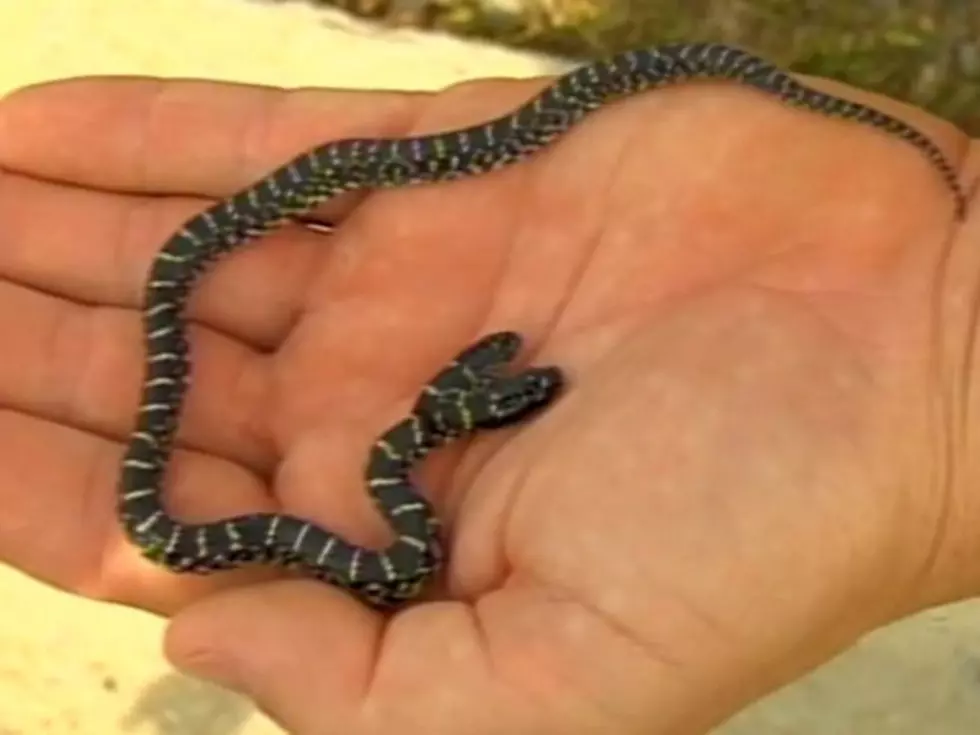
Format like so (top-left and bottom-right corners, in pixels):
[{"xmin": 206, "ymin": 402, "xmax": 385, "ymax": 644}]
[{"xmin": 119, "ymin": 42, "xmax": 968, "ymax": 610}]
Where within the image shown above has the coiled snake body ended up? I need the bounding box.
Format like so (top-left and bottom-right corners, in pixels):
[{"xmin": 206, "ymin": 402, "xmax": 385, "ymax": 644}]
[{"xmin": 119, "ymin": 42, "xmax": 967, "ymax": 610}]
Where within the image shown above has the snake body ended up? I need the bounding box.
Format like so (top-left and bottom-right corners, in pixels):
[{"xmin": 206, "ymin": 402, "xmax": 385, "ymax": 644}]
[
  {"xmin": 119, "ymin": 42, "xmax": 968, "ymax": 610},
  {"xmin": 122, "ymin": 329, "xmax": 560, "ymax": 606}
]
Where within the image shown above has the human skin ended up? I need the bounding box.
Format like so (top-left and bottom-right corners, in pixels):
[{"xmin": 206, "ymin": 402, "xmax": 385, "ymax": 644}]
[{"xmin": 0, "ymin": 68, "xmax": 976, "ymax": 735}]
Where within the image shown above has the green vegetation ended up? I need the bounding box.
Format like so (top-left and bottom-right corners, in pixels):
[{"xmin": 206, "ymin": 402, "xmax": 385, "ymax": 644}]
[{"xmin": 298, "ymin": 0, "xmax": 979, "ymax": 133}]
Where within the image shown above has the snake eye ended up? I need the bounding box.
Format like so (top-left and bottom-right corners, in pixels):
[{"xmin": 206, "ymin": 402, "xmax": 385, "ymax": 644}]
[{"xmin": 471, "ymin": 367, "xmax": 564, "ymax": 428}]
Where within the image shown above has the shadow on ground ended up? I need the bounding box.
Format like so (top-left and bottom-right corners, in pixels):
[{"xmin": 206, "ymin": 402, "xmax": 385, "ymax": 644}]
[{"xmin": 121, "ymin": 673, "xmax": 256, "ymax": 735}]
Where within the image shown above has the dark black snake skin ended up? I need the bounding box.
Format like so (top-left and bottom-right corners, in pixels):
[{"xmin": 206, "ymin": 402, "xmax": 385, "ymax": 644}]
[{"xmin": 119, "ymin": 42, "xmax": 968, "ymax": 610}]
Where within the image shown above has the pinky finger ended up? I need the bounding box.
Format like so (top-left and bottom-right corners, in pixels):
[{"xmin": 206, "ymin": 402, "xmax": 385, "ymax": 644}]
[{"xmin": 0, "ymin": 410, "xmax": 281, "ymax": 616}]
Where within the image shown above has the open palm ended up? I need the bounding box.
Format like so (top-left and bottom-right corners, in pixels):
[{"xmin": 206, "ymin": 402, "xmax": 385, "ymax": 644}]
[{"xmin": 0, "ymin": 72, "xmax": 973, "ymax": 735}]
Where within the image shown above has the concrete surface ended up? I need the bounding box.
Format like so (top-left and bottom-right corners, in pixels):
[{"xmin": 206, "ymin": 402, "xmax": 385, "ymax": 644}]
[{"xmin": 1, "ymin": 0, "xmax": 978, "ymax": 733}]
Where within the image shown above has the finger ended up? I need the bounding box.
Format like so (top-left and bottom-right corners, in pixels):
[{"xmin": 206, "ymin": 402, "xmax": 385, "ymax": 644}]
[
  {"xmin": 0, "ymin": 281, "xmax": 446, "ymax": 585},
  {"xmin": 0, "ymin": 70, "xmax": 965, "ymax": 223},
  {"xmin": 166, "ymin": 583, "xmax": 487, "ymax": 735},
  {"xmin": 0, "ymin": 409, "xmax": 279, "ymax": 614},
  {"xmin": 0, "ymin": 280, "xmax": 277, "ymax": 471},
  {"xmin": 0, "ymin": 169, "xmax": 323, "ymax": 348},
  {"xmin": 0, "ymin": 75, "xmax": 546, "ymax": 350},
  {"xmin": 165, "ymin": 582, "xmax": 380, "ymax": 731},
  {"xmin": 0, "ymin": 77, "xmax": 423, "ymax": 222}
]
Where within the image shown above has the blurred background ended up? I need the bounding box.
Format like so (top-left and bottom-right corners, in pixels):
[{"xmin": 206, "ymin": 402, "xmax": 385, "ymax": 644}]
[{"xmin": 312, "ymin": 0, "xmax": 980, "ymax": 134}]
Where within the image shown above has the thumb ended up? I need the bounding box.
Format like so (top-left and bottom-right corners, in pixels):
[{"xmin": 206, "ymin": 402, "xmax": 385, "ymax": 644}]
[
  {"xmin": 163, "ymin": 582, "xmax": 562, "ymax": 735},
  {"xmin": 164, "ymin": 581, "xmax": 384, "ymax": 733}
]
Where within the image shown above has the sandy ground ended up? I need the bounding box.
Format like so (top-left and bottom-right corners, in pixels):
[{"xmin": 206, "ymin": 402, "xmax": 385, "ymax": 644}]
[{"xmin": 1, "ymin": 1, "xmax": 979, "ymax": 733}]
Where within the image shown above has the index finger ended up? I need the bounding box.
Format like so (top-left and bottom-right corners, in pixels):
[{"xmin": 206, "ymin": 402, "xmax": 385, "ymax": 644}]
[
  {"xmin": 0, "ymin": 77, "xmax": 425, "ymax": 220},
  {"xmin": 2, "ymin": 66, "xmax": 966, "ymax": 214}
]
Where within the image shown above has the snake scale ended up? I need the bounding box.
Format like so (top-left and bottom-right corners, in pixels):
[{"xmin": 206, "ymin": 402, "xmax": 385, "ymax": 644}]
[{"xmin": 119, "ymin": 42, "xmax": 968, "ymax": 610}]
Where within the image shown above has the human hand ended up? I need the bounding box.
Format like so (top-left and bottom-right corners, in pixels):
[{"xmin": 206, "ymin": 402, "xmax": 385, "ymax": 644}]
[{"xmin": 0, "ymin": 70, "xmax": 975, "ymax": 735}]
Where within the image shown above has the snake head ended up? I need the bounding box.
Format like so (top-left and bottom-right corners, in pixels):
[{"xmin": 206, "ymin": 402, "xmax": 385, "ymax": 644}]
[{"xmin": 465, "ymin": 366, "xmax": 564, "ymax": 430}]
